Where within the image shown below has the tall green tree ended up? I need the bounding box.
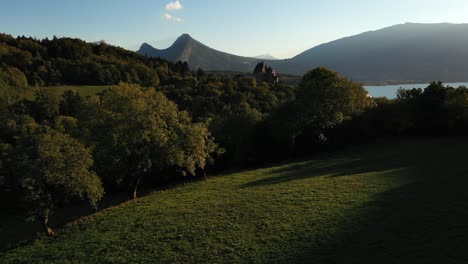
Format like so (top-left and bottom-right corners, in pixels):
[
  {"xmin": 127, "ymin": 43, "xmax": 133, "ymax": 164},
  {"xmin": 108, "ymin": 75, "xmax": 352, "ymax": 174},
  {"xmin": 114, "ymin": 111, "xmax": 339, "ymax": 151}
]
[
  {"xmin": 210, "ymin": 102, "xmax": 262, "ymax": 167},
  {"xmin": 267, "ymin": 67, "xmax": 375, "ymax": 157},
  {"xmin": 84, "ymin": 83, "xmax": 219, "ymax": 199},
  {"xmin": 12, "ymin": 126, "xmax": 103, "ymax": 236}
]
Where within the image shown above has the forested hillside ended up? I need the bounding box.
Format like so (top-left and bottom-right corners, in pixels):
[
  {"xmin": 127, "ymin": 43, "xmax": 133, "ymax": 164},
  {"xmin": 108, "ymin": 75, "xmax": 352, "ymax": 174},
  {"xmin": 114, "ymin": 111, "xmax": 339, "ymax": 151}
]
[{"xmin": 0, "ymin": 33, "xmax": 181, "ymax": 89}]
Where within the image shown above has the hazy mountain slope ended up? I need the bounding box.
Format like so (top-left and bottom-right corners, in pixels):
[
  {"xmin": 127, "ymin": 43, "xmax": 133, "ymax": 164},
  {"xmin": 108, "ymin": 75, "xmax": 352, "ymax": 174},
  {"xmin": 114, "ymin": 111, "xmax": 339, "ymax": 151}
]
[
  {"xmin": 140, "ymin": 23, "xmax": 468, "ymax": 83},
  {"xmin": 272, "ymin": 23, "xmax": 468, "ymax": 82}
]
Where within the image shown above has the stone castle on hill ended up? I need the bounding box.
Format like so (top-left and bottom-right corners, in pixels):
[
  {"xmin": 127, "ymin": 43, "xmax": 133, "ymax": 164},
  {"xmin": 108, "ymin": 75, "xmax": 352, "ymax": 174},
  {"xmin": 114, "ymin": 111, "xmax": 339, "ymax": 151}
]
[{"xmin": 253, "ymin": 62, "xmax": 279, "ymax": 83}]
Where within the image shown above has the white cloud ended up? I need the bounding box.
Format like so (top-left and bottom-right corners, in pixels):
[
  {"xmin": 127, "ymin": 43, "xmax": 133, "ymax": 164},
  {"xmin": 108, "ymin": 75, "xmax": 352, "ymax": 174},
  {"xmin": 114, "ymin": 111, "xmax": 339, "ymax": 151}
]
[
  {"xmin": 163, "ymin": 13, "xmax": 182, "ymax": 22},
  {"xmin": 165, "ymin": 0, "xmax": 183, "ymax": 11},
  {"xmin": 163, "ymin": 13, "xmax": 173, "ymax": 20}
]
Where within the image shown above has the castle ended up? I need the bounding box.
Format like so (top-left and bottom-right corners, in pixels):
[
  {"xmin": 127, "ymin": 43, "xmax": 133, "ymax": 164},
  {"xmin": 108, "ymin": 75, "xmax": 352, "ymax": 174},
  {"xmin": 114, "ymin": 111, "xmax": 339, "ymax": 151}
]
[{"xmin": 253, "ymin": 62, "xmax": 279, "ymax": 83}]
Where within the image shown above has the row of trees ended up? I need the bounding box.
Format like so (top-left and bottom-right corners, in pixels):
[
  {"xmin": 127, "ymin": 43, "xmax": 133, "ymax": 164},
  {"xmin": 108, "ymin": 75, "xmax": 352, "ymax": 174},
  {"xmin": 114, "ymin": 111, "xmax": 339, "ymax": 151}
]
[
  {"xmin": 330, "ymin": 81, "xmax": 468, "ymax": 145},
  {"xmin": 160, "ymin": 67, "xmax": 375, "ymax": 165},
  {"xmin": 0, "ymin": 65, "xmax": 375, "ymax": 236},
  {"xmin": 0, "ymin": 83, "xmax": 219, "ymax": 235}
]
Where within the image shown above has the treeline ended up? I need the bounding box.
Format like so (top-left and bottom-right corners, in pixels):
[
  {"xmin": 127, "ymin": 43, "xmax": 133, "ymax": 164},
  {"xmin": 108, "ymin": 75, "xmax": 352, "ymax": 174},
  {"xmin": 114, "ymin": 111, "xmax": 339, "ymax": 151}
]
[
  {"xmin": 1, "ymin": 34, "xmax": 467, "ymax": 238},
  {"xmin": 331, "ymin": 81, "xmax": 468, "ymax": 146},
  {"xmin": 156, "ymin": 70, "xmax": 468, "ymax": 166},
  {"xmin": 0, "ymin": 33, "xmax": 191, "ymax": 89},
  {"xmin": 161, "ymin": 68, "xmax": 375, "ymax": 166},
  {"xmin": 0, "ymin": 83, "xmax": 220, "ymax": 235}
]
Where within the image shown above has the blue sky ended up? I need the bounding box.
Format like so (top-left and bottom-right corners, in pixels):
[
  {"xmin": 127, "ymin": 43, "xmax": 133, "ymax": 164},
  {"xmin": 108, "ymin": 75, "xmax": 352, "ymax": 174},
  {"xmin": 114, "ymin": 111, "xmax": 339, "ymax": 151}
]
[{"xmin": 1, "ymin": 0, "xmax": 468, "ymax": 58}]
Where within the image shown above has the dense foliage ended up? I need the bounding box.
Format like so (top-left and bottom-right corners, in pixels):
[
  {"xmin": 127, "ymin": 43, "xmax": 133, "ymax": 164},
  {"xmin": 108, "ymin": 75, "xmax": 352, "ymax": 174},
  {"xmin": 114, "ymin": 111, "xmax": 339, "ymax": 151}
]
[
  {"xmin": 11, "ymin": 126, "xmax": 103, "ymax": 236},
  {"xmin": 0, "ymin": 33, "xmax": 191, "ymax": 88},
  {"xmin": 331, "ymin": 81, "xmax": 468, "ymax": 146},
  {"xmin": 79, "ymin": 83, "xmax": 220, "ymax": 198}
]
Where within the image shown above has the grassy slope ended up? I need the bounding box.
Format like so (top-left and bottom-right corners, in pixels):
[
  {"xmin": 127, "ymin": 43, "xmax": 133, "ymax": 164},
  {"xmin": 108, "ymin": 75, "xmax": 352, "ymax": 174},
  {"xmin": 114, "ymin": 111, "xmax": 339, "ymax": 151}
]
[{"xmin": 1, "ymin": 139, "xmax": 468, "ymax": 263}]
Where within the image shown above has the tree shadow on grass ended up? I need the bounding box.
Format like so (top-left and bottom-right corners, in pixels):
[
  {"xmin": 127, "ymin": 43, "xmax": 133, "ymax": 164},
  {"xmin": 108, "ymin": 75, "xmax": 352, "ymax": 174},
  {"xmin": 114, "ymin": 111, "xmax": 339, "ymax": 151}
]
[
  {"xmin": 241, "ymin": 149, "xmax": 409, "ymax": 188},
  {"xmin": 237, "ymin": 139, "xmax": 468, "ymax": 263},
  {"xmin": 295, "ymin": 170, "xmax": 468, "ymax": 263},
  {"xmin": 241, "ymin": 138, "xmax": 460, "ymax": 189},
  {"xmin": 288, "ymin": 140, "xmax": 468, "ymax": 263}
]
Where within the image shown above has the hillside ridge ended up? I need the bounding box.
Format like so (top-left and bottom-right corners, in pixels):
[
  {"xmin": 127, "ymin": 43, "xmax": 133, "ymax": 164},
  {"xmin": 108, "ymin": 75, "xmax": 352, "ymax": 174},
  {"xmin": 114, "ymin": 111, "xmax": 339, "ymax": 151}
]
[{"xmin": 140, "ymin": 23, "xmax": 468, "ymax": 84}]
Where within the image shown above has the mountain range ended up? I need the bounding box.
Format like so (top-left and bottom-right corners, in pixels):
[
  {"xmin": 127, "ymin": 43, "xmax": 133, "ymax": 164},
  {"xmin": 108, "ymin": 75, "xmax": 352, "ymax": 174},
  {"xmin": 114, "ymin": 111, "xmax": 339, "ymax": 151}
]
[{"xmin": 138, "ymin": 23, "xmax": 468, "ymax": 84}]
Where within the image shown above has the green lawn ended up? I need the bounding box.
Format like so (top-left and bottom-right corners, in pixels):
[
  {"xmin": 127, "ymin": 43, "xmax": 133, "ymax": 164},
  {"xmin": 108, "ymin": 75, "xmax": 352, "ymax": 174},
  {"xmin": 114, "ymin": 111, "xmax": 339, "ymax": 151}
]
[
  {"xmin": 2, "ymin": 139, "xmax": 468, "ymax": 263},
  {"xmin": 47, "ymin": 85, "xmax": 110, "ymax": 97}
]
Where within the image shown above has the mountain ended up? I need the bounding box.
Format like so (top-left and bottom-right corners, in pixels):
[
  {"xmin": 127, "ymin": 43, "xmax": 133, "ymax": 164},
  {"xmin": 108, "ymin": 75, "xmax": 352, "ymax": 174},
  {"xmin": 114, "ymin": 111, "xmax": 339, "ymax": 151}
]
[
  {"xmin": 140, "ymin": 23, "xmax": 468, "ymax": 84},
  {"xmin": 272, "ymin": 23, "xmax": 468, "ymax": 83},
  {"xmin": 253, "ymin": 53, "xmax": 278, "ymax": 60},
  {"xmin": 138, "ymin": 34, "xmax": 262, "ymax": 72}
]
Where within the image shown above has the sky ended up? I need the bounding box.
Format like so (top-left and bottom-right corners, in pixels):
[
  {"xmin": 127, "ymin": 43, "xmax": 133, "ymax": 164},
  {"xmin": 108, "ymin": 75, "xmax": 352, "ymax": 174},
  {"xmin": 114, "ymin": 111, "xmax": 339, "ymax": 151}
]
[{"xmin": 1, "ymin": 0, "xmax": 468, "ymax": 59}]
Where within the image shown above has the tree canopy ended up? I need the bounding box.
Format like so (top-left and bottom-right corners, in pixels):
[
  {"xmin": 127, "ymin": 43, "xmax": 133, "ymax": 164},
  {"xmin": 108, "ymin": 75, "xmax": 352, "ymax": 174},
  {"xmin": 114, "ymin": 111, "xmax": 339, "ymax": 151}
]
[
  {"xmin": 10, "ymin": 125, "xmax": 103, "ymax": 235},
  {"xmin": 80, "ymin": 83, "xmax": 219, "ymax": 198}
]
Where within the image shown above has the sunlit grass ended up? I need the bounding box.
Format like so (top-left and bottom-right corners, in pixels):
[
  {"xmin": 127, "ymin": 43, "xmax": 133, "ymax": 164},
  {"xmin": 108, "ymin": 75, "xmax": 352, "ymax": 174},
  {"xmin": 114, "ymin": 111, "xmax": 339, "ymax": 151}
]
[{"xmin": 2, "ymin": 139, "xmax": 467, "ymax": 263}]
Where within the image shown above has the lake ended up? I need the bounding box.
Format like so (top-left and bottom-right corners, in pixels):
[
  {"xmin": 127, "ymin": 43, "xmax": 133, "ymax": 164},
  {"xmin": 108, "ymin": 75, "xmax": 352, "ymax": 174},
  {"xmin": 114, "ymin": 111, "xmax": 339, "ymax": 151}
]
[{"xmin": 364, "ymin": 82, "xmax": 468, "ymax": 99}]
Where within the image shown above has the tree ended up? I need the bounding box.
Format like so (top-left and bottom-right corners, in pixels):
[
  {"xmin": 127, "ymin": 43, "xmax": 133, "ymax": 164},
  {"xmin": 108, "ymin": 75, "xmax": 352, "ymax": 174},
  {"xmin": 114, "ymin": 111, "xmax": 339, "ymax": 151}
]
[
  {"xmin": 85, "ymin": 83, "xmax": 218, "ymax": 199},
  {"xmin": 27, "ymin": 88, "xmax": 61, "ymax": 122},
  {"xmin": 298, "ymin": 67, "xmax": 373, "ymax": 129},
  {"xmin": 210, "ymin": 102, "xmax": 262, "ymax": 167},
  {"xmin": 267, "ymin": 67, "xmax": 375, "ymax": 157},
  {"xmin": 396, "ymin": 88, "xmax": 423, "ymax": 103},
  {"xmin": 0, "ymin": 66, "xmax": 29, "ymax": 92},
  {"xmin": 12, "ymin": 126, "xmax": 103, "ymax": 236},
  {"xmin": 174, "ymin": 121, "xmax": 222, "ymax": 178},
  {"xmin": 197, "ymin": 68, "xmax": 206, "ymax": 79},
  {"xmin": 60, "ymin": 90, "xmax": 85, "ymax": 117}
]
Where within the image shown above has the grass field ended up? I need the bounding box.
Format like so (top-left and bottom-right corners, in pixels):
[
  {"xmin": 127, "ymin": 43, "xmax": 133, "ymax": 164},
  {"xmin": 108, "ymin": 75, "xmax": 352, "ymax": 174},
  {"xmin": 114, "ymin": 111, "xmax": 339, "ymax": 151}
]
[
  {"xmin": 47, "ymin": 85, "xmax": 110, "ymax": 97},
  {"xmin": 1, "ymin": 139, "xmax": 468, "ymax": 263}
]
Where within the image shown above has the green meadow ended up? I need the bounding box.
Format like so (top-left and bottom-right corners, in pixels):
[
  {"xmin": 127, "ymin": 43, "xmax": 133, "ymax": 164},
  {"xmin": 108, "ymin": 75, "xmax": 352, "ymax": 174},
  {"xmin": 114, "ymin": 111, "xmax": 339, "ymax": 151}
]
[{"xmin": 2, "ymin": 139, "xmax": 468, "ymax": 263}]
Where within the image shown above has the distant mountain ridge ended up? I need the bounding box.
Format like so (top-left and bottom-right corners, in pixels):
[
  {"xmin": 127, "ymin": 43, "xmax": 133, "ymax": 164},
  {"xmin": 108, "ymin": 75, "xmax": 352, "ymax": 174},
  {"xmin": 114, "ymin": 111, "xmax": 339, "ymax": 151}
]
[
  {"xmin": 139, "ymin": 23, "xmax": 468, "ymax": 84},
  {"xmin": 273, "ymin": 22, "xmax": 468, "ymax": 83},
  {"xmin": 138, "ymin": 34, "xmax": 262, "ymax": 72}
]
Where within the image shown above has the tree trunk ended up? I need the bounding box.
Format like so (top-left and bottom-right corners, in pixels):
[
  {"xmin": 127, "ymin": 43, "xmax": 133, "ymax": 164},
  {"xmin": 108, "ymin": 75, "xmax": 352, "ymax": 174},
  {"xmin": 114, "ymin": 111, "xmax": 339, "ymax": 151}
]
[
  {"xmin": 40, "ymin": 215, "xmax": 55, "ymax": 237},
  {"xmin": 290, "ymin": 135, "xmax": 296, "ymax": 159},
  {"xmin": 131, "ymin": 177, "xmax": 141, "ymax": 200},
  {"xmin": 202, "ymin": 169, "xmax": 208, "ymax": 180}
]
